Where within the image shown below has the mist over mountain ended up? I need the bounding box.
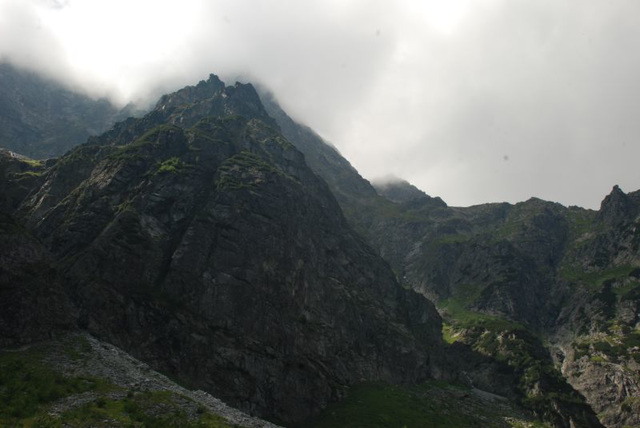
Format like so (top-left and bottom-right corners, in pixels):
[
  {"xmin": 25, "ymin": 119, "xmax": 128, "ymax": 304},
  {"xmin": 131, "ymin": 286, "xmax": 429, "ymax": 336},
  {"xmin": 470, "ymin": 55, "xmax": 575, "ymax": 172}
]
[
  {"xmin": 2, "ymin": 1, "xmax": 640, "ymax": 208},
  {"xmin": 0, "ymin": 62, "xmax": 141, "ymax": 159},
  {"xmin": 1, "ymin": 63, "xmax": 638, "ymax": 427}
]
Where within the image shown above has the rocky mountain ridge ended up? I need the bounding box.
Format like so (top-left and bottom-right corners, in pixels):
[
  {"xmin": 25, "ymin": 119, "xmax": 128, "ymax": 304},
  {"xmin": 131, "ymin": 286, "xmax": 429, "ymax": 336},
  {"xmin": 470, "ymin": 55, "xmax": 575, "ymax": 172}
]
[
  {"xmin": 258, "ymin": 93, "xmax": 635, "ymax": 427},
  {"xmin": 0, "ymin": 66, "xmax": 634, "ymax": 427},
  {"xmin": 1, "ymin": 74, "xmax": 444, "ymax": 424}
]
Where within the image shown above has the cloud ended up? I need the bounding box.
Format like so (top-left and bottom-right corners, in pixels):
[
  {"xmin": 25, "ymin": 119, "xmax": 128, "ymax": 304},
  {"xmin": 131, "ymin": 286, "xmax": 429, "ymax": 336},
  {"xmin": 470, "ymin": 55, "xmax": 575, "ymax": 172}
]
[
  {"xmin": 0, "ymin": 1, "xmax": 71, "ymax": 80},
  {"xmin": 0, "ymin": 0, "xmax": 639, "ymax": 208}
]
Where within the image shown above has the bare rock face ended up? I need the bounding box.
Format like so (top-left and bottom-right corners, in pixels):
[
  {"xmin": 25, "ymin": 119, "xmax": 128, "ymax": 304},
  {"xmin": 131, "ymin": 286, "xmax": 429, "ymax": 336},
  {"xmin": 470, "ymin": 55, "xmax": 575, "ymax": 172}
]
[
  {"xmin": 6, "ymin": 75, "xmax": 443, "ymax": 423},
  {"xmin": 0, "ymin": 212, "xmax": 75, "ymax": 347},
  {"xmin": 563, "ymin": 349, "xmax": 640, "ymax": 428},
  {"xmin": 0, "ymin": 151, "xmax": 75, "ymax": 346}
]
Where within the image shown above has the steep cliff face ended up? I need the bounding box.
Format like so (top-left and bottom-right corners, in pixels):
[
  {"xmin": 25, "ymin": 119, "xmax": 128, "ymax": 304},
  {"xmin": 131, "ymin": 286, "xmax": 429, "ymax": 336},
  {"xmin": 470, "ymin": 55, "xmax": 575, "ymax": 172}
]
[
  {"xmin": 0, "ymin": 151, "xmax": 75, "ymax": 346},
  {"xmin": 6, "ymin": 75, "xmax": 443, "ymax": 423},
  {"xmin": 551, "ymin": 187, "xmax": 640, "ymax": 428}
]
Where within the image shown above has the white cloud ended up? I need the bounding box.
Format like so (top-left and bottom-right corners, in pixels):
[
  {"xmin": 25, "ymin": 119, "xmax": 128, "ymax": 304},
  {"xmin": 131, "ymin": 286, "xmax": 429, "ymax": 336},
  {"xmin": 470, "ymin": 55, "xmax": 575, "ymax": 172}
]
[{"xmin": 1, "ymin": 0, "xmax": 639, "ymax": 208}]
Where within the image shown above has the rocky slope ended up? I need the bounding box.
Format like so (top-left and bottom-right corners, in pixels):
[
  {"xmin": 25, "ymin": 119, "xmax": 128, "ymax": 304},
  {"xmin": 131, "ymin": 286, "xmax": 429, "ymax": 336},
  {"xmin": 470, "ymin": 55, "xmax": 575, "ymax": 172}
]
[
  {"xmin": 259, "ymin": 94, "xmax": 619, "ymax": 427},
  {"xmin": 0, "ymin": 332, "xmax": 280, "ymax": 427},
  {"xmin": 0, "ymin": 62, "xmax": 140, "ymax": 159},
  {"xmin": 361, "ymin": 178, "xmax": 639, "ymax": 428},
  {"xmin": 1, "ymin": 75, "xmax": 444, "ymax": 423},
  {"xmin": 1, "ymin": 68, "xmax": 635, "ymax": 426}
]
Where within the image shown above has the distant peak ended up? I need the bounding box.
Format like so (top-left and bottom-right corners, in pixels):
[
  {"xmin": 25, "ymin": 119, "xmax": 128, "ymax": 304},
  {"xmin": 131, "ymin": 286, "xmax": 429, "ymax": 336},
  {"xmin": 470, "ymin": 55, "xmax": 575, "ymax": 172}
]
[
  {"xmin": 372, "ymin": 174, "xmax": 406, "ymax": 186},
  {"xmin": 195, "ymin": 73, "xmax": 225, "ymax": 90},
  {"xmin": 598, "ymin": 184, "xmax": 635, "ymax": 225},
  {"xmin": 372, "ymin": 177, "xmax": 446, "ymax": 207},
  {"xmin": 155, "ymin": 73, "xmax": 226, "ymax": 110}
]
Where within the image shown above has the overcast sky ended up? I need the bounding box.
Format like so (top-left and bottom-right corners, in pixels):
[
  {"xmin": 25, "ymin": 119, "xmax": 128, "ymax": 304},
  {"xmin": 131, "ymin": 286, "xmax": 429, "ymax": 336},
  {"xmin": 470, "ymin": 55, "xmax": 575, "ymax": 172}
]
[{"xmin": 1, "ymin": 0, "xmax": 639, "ymax": 209}]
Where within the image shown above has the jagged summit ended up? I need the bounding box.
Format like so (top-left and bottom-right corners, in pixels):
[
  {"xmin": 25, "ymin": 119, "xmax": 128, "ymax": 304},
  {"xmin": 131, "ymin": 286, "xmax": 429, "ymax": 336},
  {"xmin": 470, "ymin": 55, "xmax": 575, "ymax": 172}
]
[
  {"xmin": 155, "ymin": 74, "xmax": 226, "ymax": 108},
  {"xmin": 598, "ymin": 184, "xmax": 639, "ymax": 226},
  {"xmin": 155, "ymin": 75, "xmax": 277, "ymax": 130}
]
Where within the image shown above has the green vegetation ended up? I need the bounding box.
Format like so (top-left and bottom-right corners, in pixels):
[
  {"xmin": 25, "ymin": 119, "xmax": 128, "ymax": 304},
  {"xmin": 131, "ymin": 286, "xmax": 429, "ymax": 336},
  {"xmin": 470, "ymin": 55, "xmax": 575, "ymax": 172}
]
[
  {"xmin": 442, "ymin": 323, "xmax": 458, "ymax": 344},
  {"xmin": 0, "ymin": 336, "xmax": 234, "ymax": 427},
  {"xmin": 21, "ymin": 158, "xmax": 45, "ymax": 168},
  {"xmin": 613, "ymin": 282, "xmax": 640, "ymax": 299},
  {"xmin": 136, "ymin": 124, "xmax": 183, "ymax": 146},
  {"xmin": 155, "ymin": 156, "xmax": 188, "ymax": 174},
  {"xmin": 64, "ymin": 334, "xmax": 92, "ymax": 361},
  {"xmin": 440, "ymin": 302, "xmax": 588, "ymax": 426},
  {"xmin": 56, "ymin": 390, "xmax": 232, "ymax": 428},
  {"xmin": 191, "ymin": 115, "xmax": 246, "ymax": 145},
  {"xmin": 463, "ymin": 325, "xmax": 588, "ymax": 421},
  {"xmin": 439, "ymin": 297, "xmax": 525, "ymax": 332},
  {"xmin": 216, "ymin": 150, "xmax": 289, "ymax": 191},
  {"xmin": 621, "ymin": 396, "xmax": 640, "ymax": 413},
  {"xmin": 107, "ymin": 124, "xmax": 183, "ymax": 163},
  {"xmin": 0, "ymin": 349, "xmax": 100, "ymax": 422},
  {"xmin": 565, "ymin": 207, "xmax": 598, "ymax": 241},
  {"xmin": 573, "ymin": 326, "xmax": 640, "ymax": 363},
  {"xmin": 13, "ymin": 170, "xmax": 44, "ymax": 178},
  {"xmin": 560, "ymin": 264, "xmax": 637, "ymax": 289},
  {"xmin": 55, "ymin": 145, "xmax": 101, "ymax": 168},
  {"xmin": 301, "ymin": 381, "xmax": 543, "ymax": 428},
  {"xmin": 188, "ymin": 126, "xmax": 227, "ymax": 146}
]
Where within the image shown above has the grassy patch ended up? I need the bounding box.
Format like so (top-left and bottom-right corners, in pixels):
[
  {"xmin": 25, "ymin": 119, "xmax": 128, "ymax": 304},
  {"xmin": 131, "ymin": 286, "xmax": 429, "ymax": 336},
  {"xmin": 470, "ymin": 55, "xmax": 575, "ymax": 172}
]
[
  {"xmin": 21, "ymin": 158, "xmax": 45, "ymax": 168},
  {"xmin": 573, "ymin": 322, "xmax": 640, "ymax": 364},
  {"xmin": 301, "ymin": 381, "xmax": 529, "ymax": 428},
  {"xmin": 107, "ymin": 124, "xmax": 183, "ymax": 163},
  {"xmin": 64, "ymin": 334, "xmax": 92, "ymax": 361},
  {"xmin": 13, "ymin": 170, "xmax": 44, "ymax": 178},
  {"xmin": 58, "ymin": 391, "xmax": 232, "ymax": 427},
  {"xmin": 613, "ymin": 282, "xmax": 640, "ymax": 298},
  {"xmin": 0, "ymin": 337, "xmax": 234, "ymax": 427},
  {"xmin": 560, "ymin": 265, "xmax": 637, "ymax": 289},
  {"xmin": 156, "ymin": 156, "xmax": 188, "ymax": 175},
  {"xmin": 439, "ymin": 298, "xmax": 525, "ymax": 331},
  {"xmin": 442, "ymin": 323, "xmax": 459, "ymax": 344},
  {"xmin": 0, "ymin": 350, "xmax": 99, "ymax": 422}
]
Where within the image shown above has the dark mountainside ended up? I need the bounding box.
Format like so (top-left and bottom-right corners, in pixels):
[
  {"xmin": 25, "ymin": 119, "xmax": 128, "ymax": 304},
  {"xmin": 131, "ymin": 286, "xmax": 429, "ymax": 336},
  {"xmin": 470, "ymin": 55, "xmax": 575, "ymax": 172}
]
[
  {"xmin": 0, "ymin": 74, "xmax": 444, "ymax": 423},
  {"xmin": 260, "ymin": 94, "xmax": 636, "ymax": 427},
  {"xmin": 0, "ymin": 62, "xmax": 140, "ymax": 159},
  {"xmin": 0, "ymin": 67, "xmax": 635, "ymax": 427}
]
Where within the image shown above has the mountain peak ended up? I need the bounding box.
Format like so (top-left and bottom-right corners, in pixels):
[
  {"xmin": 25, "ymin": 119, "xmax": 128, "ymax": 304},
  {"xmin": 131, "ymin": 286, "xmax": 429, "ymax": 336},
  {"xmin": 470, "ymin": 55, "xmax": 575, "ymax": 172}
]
[
  {"xmin": 372, "ymin": 177, "xmax": 446, "ymax": 207},
  {"xmin": 598, "ymin": 184, "xmax": 636, "ymax": 225},
  {"xmin": 154, "ymin": 74, "xmax": 277, "ymax": 131}
]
